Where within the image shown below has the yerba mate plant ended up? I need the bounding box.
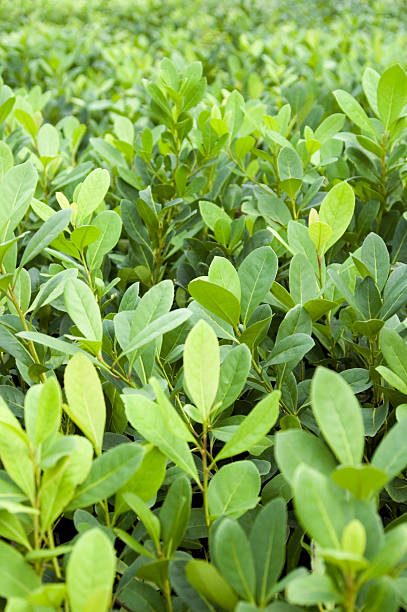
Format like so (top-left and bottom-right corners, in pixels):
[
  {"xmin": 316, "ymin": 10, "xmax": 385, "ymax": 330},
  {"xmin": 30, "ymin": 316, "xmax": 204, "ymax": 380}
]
[{"xmin": 0, "ymin": 0, "xmax": 407, "ymax": 609}]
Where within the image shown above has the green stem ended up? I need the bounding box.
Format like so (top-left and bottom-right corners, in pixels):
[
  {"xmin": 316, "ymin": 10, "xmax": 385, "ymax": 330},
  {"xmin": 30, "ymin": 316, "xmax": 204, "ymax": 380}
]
[
  {"xmin": 47, "ymin": 528, "xmax": 62, "ymax": 579},
  {"xmin": 201, "ymin": 425, "xmax": 211, "ymax": 528},
  {"xmin": 162, "ymin": 577, "xmax": 174, "ymax": 612},
  {"xmin": 5, "ymin": 277, "xmax": 46, "ymax": 383}
]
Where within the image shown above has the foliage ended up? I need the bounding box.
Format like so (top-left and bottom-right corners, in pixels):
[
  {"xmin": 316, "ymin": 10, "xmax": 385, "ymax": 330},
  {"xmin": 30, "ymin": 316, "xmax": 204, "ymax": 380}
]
[{"xmin": 1, "ymin": 0, "xmax": 407, "ymax": 611}]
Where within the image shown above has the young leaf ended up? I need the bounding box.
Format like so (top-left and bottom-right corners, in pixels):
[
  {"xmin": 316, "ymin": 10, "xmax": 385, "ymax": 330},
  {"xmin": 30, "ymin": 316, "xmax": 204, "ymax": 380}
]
[
  {"xmin": 377, "ymin": 64, "xmax": 407, "ymax": 131},
  {"xmin": 25, "ymin": 376, "xmax": 61, "ymax": 447},
  {"xmin": 319, "ymin": 181, "xmax": 355, "ymax": 252},
  {"xmin": 183, "ymin": 320, "xmax": 220, "ymax": 422},
  {"xmin": 86, "ymin": 210, "xmax": 122, "ymax": 270},
  {"xmin": 208, "ymin": 256, "xmax": 241, "ymax": 302},
  {"xmin": 64, "ymin": 279, "xmax": 103, "ymax": 347},
  {"xmin": 64, "ymin": 352, "xmax": 106, "ymax": 455},
  {"xmin": 76, "ymin": 168, "xmax": 110, "ymax": 224},
  {"xmin": 0, "ymin": 398, "xmax": 35, "ymax": 501},
  {"xmin": 67, "ymin": 528, "xmax": 115, "ymax": 612},
  {"xmin": 0, "ymin": 161, "xmax": 38, "ymax": 235}
]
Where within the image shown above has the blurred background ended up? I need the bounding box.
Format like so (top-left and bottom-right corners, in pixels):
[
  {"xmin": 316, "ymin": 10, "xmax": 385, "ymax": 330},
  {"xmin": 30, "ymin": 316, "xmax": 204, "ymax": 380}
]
[{"xmin": 0, "ymin": 0, "xmax": 406, "ymax": 121}]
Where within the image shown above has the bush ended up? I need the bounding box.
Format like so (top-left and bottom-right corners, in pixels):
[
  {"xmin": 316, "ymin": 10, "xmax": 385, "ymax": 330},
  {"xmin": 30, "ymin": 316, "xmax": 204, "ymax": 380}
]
[{"xmin": 1, "ymin": 1, "xmax": 407, "ymax": 610}]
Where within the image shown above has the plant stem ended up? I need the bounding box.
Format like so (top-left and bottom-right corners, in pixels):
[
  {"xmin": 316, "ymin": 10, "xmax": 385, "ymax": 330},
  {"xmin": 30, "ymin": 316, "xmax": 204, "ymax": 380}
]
[
  {"xmin": 162, "ymin": 577, "xmax": 174, "ymax": 612},
  {"xmin": 201, "ymin": 424, "xmax": 211, "ymax": 528},
  {"xmin": 47, "ymin": 527, "xmax": 62, "ymax": 579},
  {"xmin": 344, "ymin": 574, "xmax": 357, "ymax": 612}
]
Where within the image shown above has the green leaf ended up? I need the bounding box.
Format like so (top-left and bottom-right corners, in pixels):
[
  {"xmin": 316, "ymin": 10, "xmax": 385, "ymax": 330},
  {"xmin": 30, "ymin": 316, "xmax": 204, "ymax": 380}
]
[
  {"xmin": 20, "ymin": 209, "xmax": 72, "ymax": 267},
  {"xmin": 319, "ymin": 181, "xmax": 355, "ymax": 251},
  {"xmin": 208, "ymin": 256, "xmax": 241, "ymax": 302},
  {"xmin": 186, "ymin": 560, "xmax": 238, "ymax": 612},
  {"xmin": 188, "ymin": 278, "xmax": 240, "ymax": 326},
  {"xmin": 67, "ymin": 528, "xmax": 115, "ymax": 612},
  {"xmin": 64, "ymin": 353, "xmax": 106, "ymax": 455},
  {"xmin": 314, "ymin": 113, "xmax": 345, "ymax": 144},
  {"xmin": 160, "ymin": 476, "xmax": 192, "ymax": 557},
  {"xmin": 250, "ymin": 498, "xmax": 287, "ymax": 605},
  {"xmin": 150, "ymin": 379, "xmax": 196, "ymax": 443},
  {"xmin": 123, "ymin": 491, "xmax": 161, "ymax": 550},
  {"xmin": 331, "ymin": 465, "xmax": 388, "ymax": 499},
  {"xmin": 123, "ymin": 393, "xmax": 199, "ymax": 482},
  {"xmin": 292, "ymin": 465, "xmax": 349, "ymax": 548},
  {"xmin": 235, "ymin": 135, "xmax": 255, "ymax": 159},
  {"xmin": 86, "ymin": 210, "xmax": 122, "ymax": 270},
  {"xmin": 361, "ymin": 232, "xmax": 389, "ymax": 291},
  {"xmin": 0, "ymin": 541, "xmax": 40, "ymax": 598},
  {"xmin": 238, "ymin": 246, "xmax": 278, "ymax": 325},
  {"xmin": 208, "ymin": 460, "xmax": 260, "ymax": 519},
  {"xmin": 199, "ymin": 200, "xmax": 231, "ymax": 231},
  {"xmin": 64, "ymin": 279, "xmax": 102, "ymax": 346},
  {"xmin": 76, "ymin": 168, "xmax": 110, "ymax": 224},
  {"xmin": 183, "ymin": 320, "xmax": 220, "ymax": 422},
  {"xmin": 308, "ymin": 221, "xmax": 333, "ymax": 254},
  {"xmin": 379, "ymin": 327, "xmax": 407, "ymax": 388},
  {"xmin": 372, "ymin": 417, "xmax": 407, "ymax": 480},
  {"xmin": 0, "ymin": 399, "xmax": 35, "ymax": 501},
  {"xmin": 25, "ymin": 376, "xmax": 61, "ymax": 447},
  {"xmin": 311, "ymin": 367, "xmax": 364, "ymax": 465},
  {"xmin": 115, "ymin": 445, "xmax": 167, "ymax": 514},
  {"xmin": 286, "ymin": 573, "xmax": 342, "ymax": 606},
  {"xmin": 37, "ymin": 123, "xmax": 59, "ymax": 158},
  {"xmin": 120, "ymin": 309, "xmax": 191, "ymax": 357},
  {"xmin": 40, "ymin": 437, "xmax": 93, "ymax": 530},
  {"xmin": 214, "ymin": 343, "xmax": 251, "ymax": 415},
  {"xmin": 277, "ymin": 147, "xmax": 303, "ymax": 181},
  {"xmin": 215, "ymin": 391, "xmax": 280, "ymax": 461},
  {"xmin": 69, "ymin": 442, "xmax": 145, "ymax": 508},
  {"xmin": 362, "ymin": 67, "xmax": 380, "ymax": 116},
  {"xmin": 289, "ymin": 254, "xmax": 319, "ymax": 304},
  {"xmin": 377, "ymin": 64, "xmax": 407, "ymax": 130},
  {"xmin": 275, "ymin": 429, "xmax": 337, "ymax": 484},
  {"xmin": 28, "ymin": 268, "xmax": 78, "ymax": 314},
  {"xmin": 360, "ymin": 524, "xmax": 407, "ymax": 582},
  {"xmin": 377, "ymin": 365, "xmax": 407, "ymax": 394},
  {"xmin": 0, "ymin": 510, "xmax": 31, "ymax": 548},
  {"xmin": 266, "ymin": 333, "xmax": 314, "ymax": 367},
  {"xmin": 214, "ymin": 517, "xmax": 256, "ymax": 600},
  {"xmin": 0, "ymin": 161, "xmax": 37, "ymax": 235},
  {"xmin": 70, "ymin": 225, "xmax": 101, "ymax": 251},
  {"xmin": 333, "ymin": 89, "xmax": 375, "ymax": 135}
]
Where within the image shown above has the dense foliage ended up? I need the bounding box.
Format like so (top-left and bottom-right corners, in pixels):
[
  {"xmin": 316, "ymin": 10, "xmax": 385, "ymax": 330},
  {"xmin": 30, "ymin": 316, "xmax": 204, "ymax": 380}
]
[{"xmin": 2, "ymin": 0, "xmax": 407, "ymax": 610}]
